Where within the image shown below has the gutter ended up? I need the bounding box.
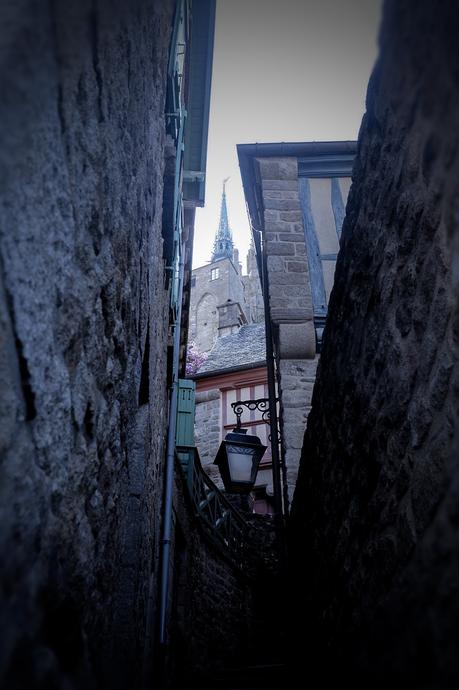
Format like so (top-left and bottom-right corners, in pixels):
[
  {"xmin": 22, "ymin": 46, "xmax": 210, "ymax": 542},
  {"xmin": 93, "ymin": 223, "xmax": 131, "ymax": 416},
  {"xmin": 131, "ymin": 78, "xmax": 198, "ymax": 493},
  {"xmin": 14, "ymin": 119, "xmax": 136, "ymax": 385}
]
[
  {"xmin": 237, "ymin": 140, "xmax": 358, "ymax": 271},
  {"xmin": 237, "ymin": 139, "xmax": 357, "ymax": 159}
]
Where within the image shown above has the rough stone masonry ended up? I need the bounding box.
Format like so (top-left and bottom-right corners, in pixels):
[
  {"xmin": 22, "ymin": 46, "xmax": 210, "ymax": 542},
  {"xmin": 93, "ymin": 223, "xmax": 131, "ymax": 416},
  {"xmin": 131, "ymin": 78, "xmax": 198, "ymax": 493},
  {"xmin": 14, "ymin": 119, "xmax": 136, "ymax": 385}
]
[
  {"xmin": 289, "ymin": 1, "xmax": 459, "ymax": 687},
  {"xmin": 0, "ymin": 2, "xmax": 174, "ymax": 688}
]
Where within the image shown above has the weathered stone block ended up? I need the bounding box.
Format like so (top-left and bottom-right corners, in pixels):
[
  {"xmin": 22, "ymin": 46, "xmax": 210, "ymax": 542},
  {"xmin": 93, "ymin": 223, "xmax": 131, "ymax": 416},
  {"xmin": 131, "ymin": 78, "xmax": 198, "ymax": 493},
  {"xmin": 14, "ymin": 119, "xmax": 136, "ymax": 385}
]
[
  {"xmin": 266, "ymin": 241, "xmax": 295, "ymax": 256},
  {"xmin": 258, "ymin": 157, "xmax": 297, "ymax": 180},
  {"xmin": 263, "ymin": 198, "xmax": 301, "ymax": 211},
  {"xmin": 278, "ymin": 233, "xmax": 305, "ymax": 242},
  {"xmin": 277, "ymin": 323, "xmax": 315, "ymax": 360},
  {"xmin": 264, "ymin": 209, "xmax": 281, "ymax": 221},
  {"xmin": 286, "ymin": 261, "xmax": 308, "ymax": 272},
  {"xmin": 270, "ymin": 284, "xmax": 307, "ymax": 298},
  {"xmin": 263, "ymin": 190, "xmax": 298, "ymax": 200},
  {"xmin": 271, "ymin": 306, "xmax": 312, "ymax": 322},
  {"xmin": 267, "ymin": 256, "xmax": 286, "ymax": 273},
  {"xmin": 265, "ymin": 220, "xmax": 299, "ymax": 233},
  {"xmin": 269, "ymin": 272, "xmax": 309, "ymax": 286},
  {"xmin": 279, "ymin": 211, "xmax": 302, "ymax": 222},
  {"xmin": 262, "ymin": 179, "xmax": 298, "ymax": 191}
]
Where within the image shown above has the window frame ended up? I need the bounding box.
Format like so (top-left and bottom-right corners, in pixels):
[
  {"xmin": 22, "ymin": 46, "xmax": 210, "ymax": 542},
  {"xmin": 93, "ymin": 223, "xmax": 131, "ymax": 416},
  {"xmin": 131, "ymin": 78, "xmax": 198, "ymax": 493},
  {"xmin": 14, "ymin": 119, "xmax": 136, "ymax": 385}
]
[{"xmin": 298, "ymin": 151, "xmax": 355, "ymax": 349}]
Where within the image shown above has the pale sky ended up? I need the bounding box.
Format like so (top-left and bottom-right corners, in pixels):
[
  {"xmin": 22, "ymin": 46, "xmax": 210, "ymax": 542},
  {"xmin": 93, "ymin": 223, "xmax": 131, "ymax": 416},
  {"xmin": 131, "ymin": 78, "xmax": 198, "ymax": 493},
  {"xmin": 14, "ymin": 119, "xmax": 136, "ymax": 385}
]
[{"xmin": 192, "ymin": 0, "xmax": 383, "ymax": 269}]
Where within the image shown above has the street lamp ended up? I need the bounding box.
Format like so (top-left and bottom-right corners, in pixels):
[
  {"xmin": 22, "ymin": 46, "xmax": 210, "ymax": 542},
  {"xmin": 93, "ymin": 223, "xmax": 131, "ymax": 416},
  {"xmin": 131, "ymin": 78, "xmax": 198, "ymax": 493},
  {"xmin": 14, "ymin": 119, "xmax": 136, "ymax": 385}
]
[{"xmin": 214, "ymin": 402, "xmax": 267, "ymax": 494}]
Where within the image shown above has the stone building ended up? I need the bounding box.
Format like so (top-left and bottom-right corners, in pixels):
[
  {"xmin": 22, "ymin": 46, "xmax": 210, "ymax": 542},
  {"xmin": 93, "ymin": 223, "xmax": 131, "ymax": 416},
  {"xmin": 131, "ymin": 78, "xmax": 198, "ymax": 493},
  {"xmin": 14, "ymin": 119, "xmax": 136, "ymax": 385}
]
[
  {"xmin": 193, "ymin": 323, "xmax": 275, "ymax": 513},
  {"xmin": 0, "ymin": 1, "xmax": 217, "ymax": 688},
  {"xmin": 188, "ymin": 186, "xmax": 273, "ymax": 510},
  {"xmin": 238, "ymin": 141, "xmax": 356, "ymax": 506},
  {"xmin": 188, "ymin": 181, "xmax": 264, "ymax": 353}
]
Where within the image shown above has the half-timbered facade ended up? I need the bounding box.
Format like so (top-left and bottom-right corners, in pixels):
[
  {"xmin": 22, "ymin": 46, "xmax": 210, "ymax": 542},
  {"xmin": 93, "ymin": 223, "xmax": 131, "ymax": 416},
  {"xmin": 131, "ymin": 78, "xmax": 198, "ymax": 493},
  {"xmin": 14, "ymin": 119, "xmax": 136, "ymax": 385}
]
[{"xmin": 238, "ymin": 141, "xmax": 356, "ymax": 505}]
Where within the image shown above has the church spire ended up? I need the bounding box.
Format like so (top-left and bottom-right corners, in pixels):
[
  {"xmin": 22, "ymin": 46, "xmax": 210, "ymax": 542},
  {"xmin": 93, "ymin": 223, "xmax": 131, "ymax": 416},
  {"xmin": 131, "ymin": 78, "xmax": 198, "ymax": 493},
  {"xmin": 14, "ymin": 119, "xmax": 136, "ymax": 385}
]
[{"xmin": 211, "ymin": 178, "xmax": 234, "ymax": 262}]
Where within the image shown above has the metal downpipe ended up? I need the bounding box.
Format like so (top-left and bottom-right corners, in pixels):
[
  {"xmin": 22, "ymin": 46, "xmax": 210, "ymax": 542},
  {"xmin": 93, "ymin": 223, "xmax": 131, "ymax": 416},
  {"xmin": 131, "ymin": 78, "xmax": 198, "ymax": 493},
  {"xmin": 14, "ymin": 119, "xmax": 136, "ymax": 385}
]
[
  {"xmin": 254, "ymin": 227, "xmax": 286, "ymax": 524},
  {"xmin": 156, "ymin": 239, "xmax": 185, "ymax": 678}
]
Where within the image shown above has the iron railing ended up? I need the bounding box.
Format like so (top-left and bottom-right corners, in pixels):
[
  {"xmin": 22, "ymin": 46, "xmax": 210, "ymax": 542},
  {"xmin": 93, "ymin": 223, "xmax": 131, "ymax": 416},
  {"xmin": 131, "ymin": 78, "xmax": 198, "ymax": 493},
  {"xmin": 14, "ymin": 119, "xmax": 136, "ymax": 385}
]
[{"xmin": 176, "ymin": 445, "xmax": 249, "ymax": 566}]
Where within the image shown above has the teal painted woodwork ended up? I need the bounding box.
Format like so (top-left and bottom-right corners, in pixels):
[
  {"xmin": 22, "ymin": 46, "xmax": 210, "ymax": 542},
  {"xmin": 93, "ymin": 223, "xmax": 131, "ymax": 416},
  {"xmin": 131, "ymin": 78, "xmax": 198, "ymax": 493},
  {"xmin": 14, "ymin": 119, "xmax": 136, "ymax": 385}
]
[
  {"xmin": 176, "ymin": 378, "xmax": 196, "ymax": 447},
  {"xmin": 183, "ymin": 0, "xmax": 216, "ymax": 206}
]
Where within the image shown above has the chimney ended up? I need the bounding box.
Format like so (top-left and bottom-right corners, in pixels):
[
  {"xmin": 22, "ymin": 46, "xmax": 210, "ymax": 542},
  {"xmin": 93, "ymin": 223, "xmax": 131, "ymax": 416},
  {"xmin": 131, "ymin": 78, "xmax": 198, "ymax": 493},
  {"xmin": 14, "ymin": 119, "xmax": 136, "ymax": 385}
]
[{"xmin": 217, "ymin": 300, "xmax": 247, "ymax": 338}]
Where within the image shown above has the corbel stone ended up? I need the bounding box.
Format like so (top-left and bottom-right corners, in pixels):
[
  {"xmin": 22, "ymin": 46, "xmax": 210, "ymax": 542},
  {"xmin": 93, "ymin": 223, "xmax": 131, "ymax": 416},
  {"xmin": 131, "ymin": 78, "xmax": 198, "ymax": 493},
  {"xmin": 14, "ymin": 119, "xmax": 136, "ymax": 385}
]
[{"xmin": 277, "ymin": 321, "xmax": 316, "ymax": 359}]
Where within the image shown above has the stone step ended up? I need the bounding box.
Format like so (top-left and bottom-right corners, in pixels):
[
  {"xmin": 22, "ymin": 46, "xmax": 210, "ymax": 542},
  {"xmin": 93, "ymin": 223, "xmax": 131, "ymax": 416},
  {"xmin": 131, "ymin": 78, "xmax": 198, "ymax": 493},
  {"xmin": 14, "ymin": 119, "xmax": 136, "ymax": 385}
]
[
  {"xmin": 204, "ymin": 662, "xmax": 289, "ymax": 690},
  {"xmin": 175, "ymin": 660, "xmax": 291, "ymax": 690}
]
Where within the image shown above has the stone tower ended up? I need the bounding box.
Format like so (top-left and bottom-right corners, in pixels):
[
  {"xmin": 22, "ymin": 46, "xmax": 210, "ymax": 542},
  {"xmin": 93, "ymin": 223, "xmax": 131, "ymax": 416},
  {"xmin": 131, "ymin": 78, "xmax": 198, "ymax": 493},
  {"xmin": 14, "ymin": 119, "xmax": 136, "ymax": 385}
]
[
  {"xmin": 188, "ymin": 182, "xmax": 264, "ymax": 354},
  {"xmin": 211, "ymin": 178, "xmax": 234, "ymax": 261},
  {"xmin": 243, "ymin": 237, "xmax": 264, "ymax": 324}
]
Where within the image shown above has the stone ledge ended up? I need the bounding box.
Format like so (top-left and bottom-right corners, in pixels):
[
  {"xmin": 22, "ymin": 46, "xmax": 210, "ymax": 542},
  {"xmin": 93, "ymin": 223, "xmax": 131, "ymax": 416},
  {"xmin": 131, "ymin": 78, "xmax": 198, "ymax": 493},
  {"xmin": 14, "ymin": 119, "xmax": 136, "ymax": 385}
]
[
  {"xmin": 277, "ymin": 321, "xmax": 316, "ymax": 359},
  {"xmin": 270, "ymin": 307, "xmax": 313, "ymax": 322}
]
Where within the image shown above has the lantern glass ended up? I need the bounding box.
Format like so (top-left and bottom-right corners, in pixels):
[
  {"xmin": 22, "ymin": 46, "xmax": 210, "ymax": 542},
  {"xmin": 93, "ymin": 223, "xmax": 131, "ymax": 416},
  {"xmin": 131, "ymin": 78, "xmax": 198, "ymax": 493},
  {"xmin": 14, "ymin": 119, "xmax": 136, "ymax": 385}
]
[
  {"xmin": 214, "ymin": 429, "xmax": 267, "ymax": 494},
  {"xmin": 226, "ymin": 444, "xmax": 256, "ymax": 483}
]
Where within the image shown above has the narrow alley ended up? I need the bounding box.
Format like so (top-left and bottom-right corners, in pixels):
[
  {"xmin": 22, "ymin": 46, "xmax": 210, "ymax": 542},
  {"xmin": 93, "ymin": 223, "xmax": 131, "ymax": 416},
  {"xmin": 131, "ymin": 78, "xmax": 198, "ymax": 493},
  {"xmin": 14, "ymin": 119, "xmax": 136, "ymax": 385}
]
[{"xmin": 1, "ymin": 1, "xmax": 458, "ymax": 690}]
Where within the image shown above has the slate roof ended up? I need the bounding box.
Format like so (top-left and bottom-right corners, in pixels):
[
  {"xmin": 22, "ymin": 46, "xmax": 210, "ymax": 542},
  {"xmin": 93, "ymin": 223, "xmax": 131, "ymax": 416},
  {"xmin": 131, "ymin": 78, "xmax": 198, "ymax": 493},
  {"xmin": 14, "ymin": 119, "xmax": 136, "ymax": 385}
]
[{"xmin": 196, "ymin": 323, "xmax": 266, "ymax": 375}]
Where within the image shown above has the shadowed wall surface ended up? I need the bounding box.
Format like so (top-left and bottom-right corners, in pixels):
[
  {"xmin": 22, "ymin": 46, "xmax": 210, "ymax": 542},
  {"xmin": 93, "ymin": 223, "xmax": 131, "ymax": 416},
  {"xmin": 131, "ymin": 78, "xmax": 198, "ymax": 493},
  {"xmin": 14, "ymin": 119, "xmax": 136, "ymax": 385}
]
[
  {"xmin": 169, "ymin": 466, "xmax": 282, "ymax": 689},
  {"xmin": 0, "ymin": 2, "xmax": 174, "ymax": 688},
  {"xmin": 289, "ymin": 0, "xmax": 459, "ymax": 686}
]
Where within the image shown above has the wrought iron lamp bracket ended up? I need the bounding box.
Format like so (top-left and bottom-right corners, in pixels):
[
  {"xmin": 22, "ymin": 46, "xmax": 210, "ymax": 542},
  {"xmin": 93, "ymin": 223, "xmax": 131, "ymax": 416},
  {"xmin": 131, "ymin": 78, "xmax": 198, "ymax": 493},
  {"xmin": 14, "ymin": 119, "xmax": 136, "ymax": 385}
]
[{"xmin": 231, "ymin": 398, "xmax": 279, "ymax": 440}]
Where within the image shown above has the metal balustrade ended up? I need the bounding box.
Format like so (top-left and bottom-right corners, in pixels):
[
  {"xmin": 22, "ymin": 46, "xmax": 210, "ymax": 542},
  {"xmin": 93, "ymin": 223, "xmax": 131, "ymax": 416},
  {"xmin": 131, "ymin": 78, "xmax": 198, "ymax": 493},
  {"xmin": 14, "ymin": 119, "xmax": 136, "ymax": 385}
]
[{"xmin": 176, "ymin": 445, "xmax": 249, "ymax": 566}]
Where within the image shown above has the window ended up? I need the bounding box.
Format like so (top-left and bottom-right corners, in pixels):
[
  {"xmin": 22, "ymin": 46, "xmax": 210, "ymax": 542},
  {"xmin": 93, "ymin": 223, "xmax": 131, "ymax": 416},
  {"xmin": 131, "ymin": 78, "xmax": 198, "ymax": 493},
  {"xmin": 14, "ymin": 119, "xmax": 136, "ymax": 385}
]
[
  {"xmin": 210, "ymin": 268, "xmax": 219, "ymax": 281},
  {"xmin": 298, "ymin": 148, "xmax": 355, "ymax": 351}
]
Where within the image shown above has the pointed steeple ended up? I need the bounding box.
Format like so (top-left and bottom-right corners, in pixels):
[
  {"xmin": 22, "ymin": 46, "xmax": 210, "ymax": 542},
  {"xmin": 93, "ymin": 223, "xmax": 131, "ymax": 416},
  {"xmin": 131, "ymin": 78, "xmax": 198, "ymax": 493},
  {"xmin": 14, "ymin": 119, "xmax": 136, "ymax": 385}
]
[{"xmin": 211, "ymin": 178, "xmax": 234, "ymax": 262}]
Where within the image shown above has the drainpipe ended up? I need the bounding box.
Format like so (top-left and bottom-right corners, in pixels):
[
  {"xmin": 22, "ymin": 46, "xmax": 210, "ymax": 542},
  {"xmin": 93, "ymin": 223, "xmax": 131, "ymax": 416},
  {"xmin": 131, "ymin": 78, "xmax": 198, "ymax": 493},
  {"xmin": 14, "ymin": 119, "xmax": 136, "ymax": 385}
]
[
  {"xmin": 156, "ymin": 237, "xmax": 185, "ymax": 681},
  {"xmin": 253, "ymin": 227, "xmax": 285, "ymax": 525}
]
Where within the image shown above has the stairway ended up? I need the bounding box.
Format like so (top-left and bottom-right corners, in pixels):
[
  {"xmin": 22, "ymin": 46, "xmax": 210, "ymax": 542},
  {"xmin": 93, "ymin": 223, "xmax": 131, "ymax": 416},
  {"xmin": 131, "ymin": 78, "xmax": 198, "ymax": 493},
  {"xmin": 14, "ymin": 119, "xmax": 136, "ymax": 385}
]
[{"xmin": 208, "ymin": 661, "xmax": 289, "ymax": 689}]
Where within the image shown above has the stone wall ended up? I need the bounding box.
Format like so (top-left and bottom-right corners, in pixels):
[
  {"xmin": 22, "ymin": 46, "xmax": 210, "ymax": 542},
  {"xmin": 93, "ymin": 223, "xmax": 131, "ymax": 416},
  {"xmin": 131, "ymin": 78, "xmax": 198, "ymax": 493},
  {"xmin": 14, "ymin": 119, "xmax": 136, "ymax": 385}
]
[
  {"xmin": 259, "ymin": 159, "xmax": 313, "ymax": 331},
  {"xmin": 242, "ymin": 242, "xmax": 265, "ymax": 324},
  {"xmin": 0, "ymin": 1, "xmax": 174, "ymax": 688},
  {"xmin": 257, "ymin": 158, "xmax": 317, "ymax": 499},
  {"xmin": 289, "ymin": 0, "xmax": 459, "ymax": 686},
  {"xmin": 278, "ymin": 359, "xmax": 317, "ymax": 495},
  {"xmin": 189, "ymin": 257, "xmax": 246, "ymax": 353},
  {"xmin": 194, "ymin": 387, "xmax": 222, "ymax": 486},
  {"xmin": 168, "ymin": 467, "xmax": 282, "ymax": 688},
  {"xmin": 189, "ymin": 247, "xmax": 264, "ymax": 357}
]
